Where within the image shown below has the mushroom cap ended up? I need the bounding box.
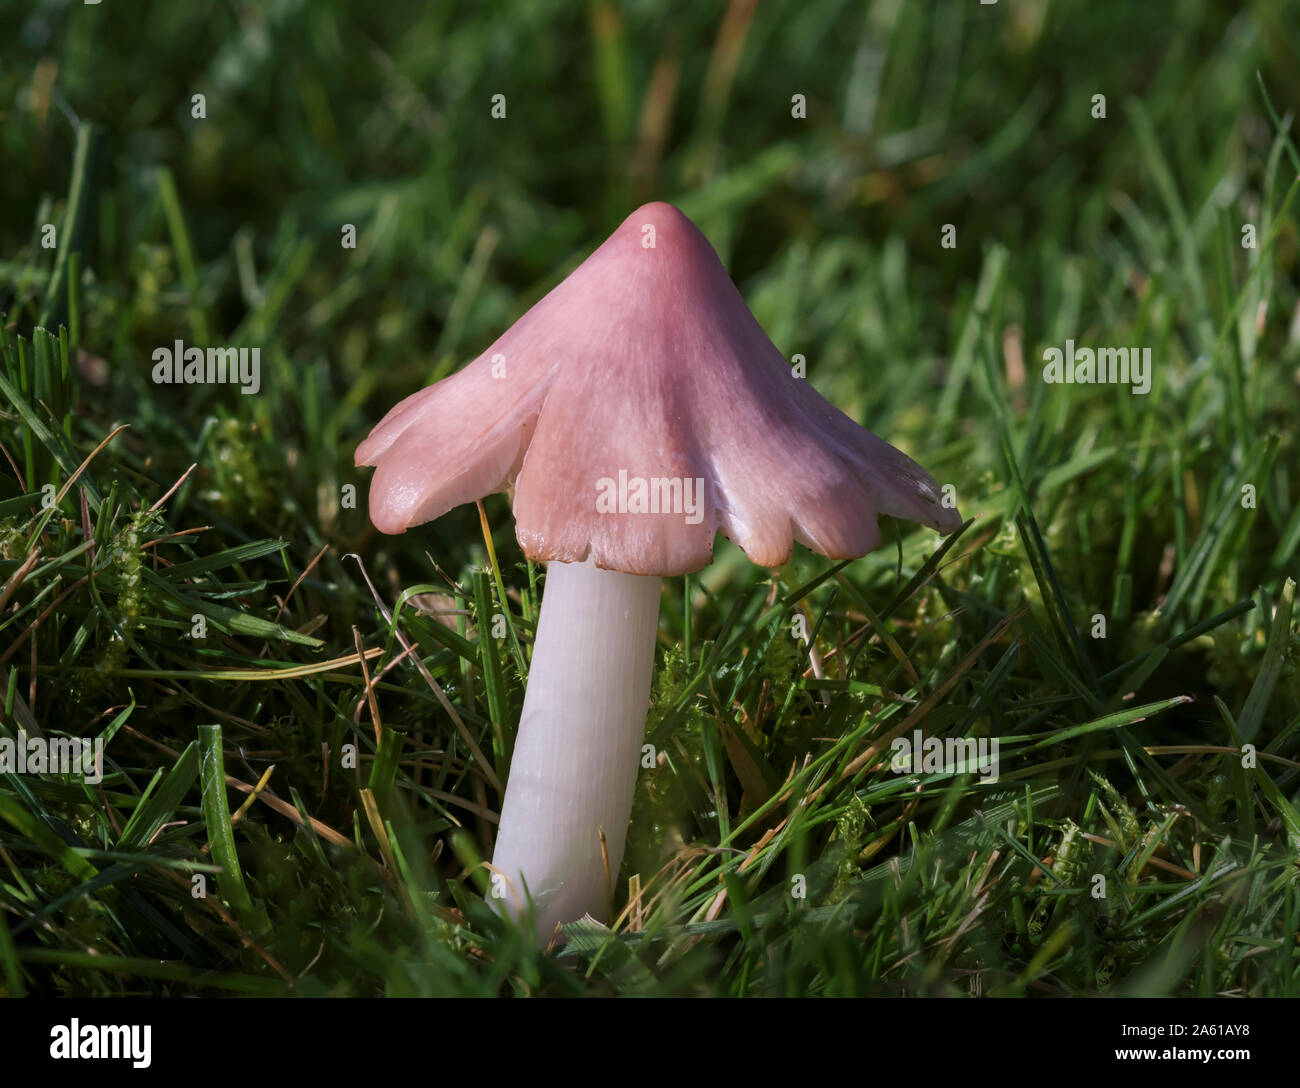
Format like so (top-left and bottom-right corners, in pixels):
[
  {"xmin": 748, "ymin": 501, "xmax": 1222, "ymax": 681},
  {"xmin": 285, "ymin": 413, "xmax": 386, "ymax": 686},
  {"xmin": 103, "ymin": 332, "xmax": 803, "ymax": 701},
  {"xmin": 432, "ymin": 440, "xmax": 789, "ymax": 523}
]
[{"xmin": 356, "ymin": 202, "xmax": 961, "ymax": 576}]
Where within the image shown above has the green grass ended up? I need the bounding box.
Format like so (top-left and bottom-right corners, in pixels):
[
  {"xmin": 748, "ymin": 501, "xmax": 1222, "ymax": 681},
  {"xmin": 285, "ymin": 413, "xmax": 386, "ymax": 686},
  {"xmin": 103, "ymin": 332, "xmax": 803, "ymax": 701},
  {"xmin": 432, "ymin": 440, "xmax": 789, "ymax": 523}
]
[{"xmin": 0, "ymin": 0, "xmax": 1297, "ymax": 996}]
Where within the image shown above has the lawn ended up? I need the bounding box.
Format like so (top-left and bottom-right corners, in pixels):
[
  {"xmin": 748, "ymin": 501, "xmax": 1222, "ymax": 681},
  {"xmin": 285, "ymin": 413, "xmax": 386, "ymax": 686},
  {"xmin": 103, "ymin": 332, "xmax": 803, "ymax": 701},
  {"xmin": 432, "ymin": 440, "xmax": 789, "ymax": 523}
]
[{"xmin": 0, "ymin": 0, "xmax": 1297, "ymax": 997}]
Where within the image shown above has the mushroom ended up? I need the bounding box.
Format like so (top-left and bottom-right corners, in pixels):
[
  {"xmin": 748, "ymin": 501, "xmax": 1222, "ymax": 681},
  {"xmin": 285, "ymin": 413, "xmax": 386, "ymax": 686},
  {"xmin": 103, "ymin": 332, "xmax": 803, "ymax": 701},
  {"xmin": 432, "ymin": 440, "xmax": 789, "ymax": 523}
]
[{"xmin": 356, "ymin": 202, "xmax": 960, "ymax": 939}]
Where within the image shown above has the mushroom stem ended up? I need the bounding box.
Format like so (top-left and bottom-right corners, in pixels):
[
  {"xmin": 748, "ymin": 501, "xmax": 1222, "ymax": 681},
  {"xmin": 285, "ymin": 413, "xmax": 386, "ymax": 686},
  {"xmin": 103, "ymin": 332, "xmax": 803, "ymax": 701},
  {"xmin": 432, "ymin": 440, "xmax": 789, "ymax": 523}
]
[{"xmin": 490, "ymin": 557, "xmax": 661, "ymax": 938}]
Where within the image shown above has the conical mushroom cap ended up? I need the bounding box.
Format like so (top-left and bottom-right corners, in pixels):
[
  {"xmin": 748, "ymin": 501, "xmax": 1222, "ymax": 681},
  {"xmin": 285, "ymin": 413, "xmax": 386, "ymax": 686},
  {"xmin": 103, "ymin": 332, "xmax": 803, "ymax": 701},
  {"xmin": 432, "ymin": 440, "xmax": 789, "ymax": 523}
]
[{"xmin": 356, "ymin": 202, "xmax": 960, "ymax": 576}]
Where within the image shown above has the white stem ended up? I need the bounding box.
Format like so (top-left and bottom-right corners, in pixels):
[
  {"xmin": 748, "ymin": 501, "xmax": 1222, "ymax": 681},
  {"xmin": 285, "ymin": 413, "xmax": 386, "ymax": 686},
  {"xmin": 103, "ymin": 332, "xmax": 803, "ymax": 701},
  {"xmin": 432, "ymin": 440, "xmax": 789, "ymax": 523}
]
[{"xmin": 490, "ymin": 557, "xmax": 661, "ymax": 938}]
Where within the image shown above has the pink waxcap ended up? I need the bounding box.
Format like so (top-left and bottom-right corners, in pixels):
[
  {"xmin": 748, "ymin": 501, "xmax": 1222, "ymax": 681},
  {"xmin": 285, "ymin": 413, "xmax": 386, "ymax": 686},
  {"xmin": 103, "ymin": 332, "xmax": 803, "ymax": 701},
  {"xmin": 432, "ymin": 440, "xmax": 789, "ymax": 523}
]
[{"xmin": 356, "ymin": 202, "xmax": 961, "ymax": 576}]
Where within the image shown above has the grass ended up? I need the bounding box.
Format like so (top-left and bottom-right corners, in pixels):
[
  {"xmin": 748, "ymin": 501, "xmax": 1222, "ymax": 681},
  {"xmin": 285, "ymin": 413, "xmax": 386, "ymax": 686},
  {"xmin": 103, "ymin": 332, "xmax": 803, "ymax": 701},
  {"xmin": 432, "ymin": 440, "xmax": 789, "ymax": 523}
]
[{"xmin": 0, "ymin": 0, "xmax": 1297, "ymax": 996}]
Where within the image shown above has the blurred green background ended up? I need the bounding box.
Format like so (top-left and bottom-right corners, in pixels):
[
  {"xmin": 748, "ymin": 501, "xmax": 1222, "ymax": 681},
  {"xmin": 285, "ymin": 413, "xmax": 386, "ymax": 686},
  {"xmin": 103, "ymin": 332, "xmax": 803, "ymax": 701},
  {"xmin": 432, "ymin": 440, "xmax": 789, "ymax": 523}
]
[{"xmin": 4, "ymin": 0, "xmax": 1297, "ymax": 544}]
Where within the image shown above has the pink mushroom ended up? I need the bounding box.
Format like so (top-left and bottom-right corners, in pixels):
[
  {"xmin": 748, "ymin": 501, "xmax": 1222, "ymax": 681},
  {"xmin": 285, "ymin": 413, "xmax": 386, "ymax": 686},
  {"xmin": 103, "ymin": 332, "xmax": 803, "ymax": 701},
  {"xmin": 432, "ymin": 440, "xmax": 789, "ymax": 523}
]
[{"xmin": 356, "ymin": 202, "xmax": 960, "ymax": 939}]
